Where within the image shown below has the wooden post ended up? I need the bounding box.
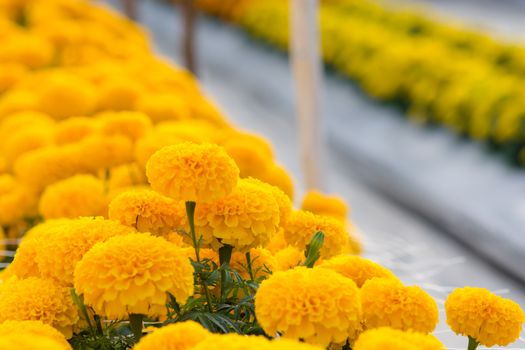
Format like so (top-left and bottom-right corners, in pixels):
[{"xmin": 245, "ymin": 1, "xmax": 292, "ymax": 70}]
[
  {"xmin": 290, "ymin": 0, "xmax": 323, "ymax": 190},
  {"xmin": 122, "ymin": 0, "xmax": 137, "ymax": 20},
  {"xmin": 181, "ymin": 0, "xmax": 198, "ymax": 75}
]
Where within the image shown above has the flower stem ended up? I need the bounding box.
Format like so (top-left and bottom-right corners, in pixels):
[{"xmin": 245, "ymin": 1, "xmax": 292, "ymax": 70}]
[
  {"xmin": 245, "ymin": 252, "xmax": 255, "ymax": 281},
  {"xmin": 468, "ymin": 336, "xmax": 479, "ymax": 350},
  {"xmin": 185, "ymin": 201, "xmax": 213, "ymax": 312},
  {"xmin": 219, "ymin": 244, "xmax": 233, "ymax": 301},
  {"xmin": 185, "ymin": 201, "xmax": 200, "ymax": 261},
  {"xmin": 129, "ymin": 313, "xmax": 143, "ymax": 342}
]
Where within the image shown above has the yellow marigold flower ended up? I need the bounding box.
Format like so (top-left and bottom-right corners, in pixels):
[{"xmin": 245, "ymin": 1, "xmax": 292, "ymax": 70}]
[
  {"xmin": 265, "ymin": 228, "xmax": 288, "ymax": 253},
  {"xmin": 0, "ymin": 63, "xmax": 27, "ymax": 93},
  {"xmin": 301, "ymin": 190, "xmax": 348, "ymax": 221},
  {"xmin": 189, "ymin": 333, "xmax": 323, "ymax": 350},
  {"xmin": 0, "ymin": 320, "xmax": 71, "ymax": 350},
  {"xmin": 105, "ymin": 163, "xmax": 147, "ymax": 190},
  {"xmin": 134, "ymin": 321, "xmax": 210, "ymax": 350},
  {"xmin": 259, "ymin": 164, "xmax": 294, "ymax": 200},
  {"xmin": 243, "ymin": 177, "xmax": 292, "ymax": 226},
  {"xmin": 1, "ymin": 124, "xmax": 54, "ymax": 170},
  {"xmin": 35, "ymin": 72, "xmax": 97, "ymax": 119},
  {"xmin": 135, "ymin": 93, "xmax": 192, "ymax": 123},
  {"xmin": 353, "ymin": 327, "xmax": 444, "ymax": 350},
  {"xmin": 0, "ymin": 34, "xmax": 53, "ymax": 69},
  {"xmin": 0, "ymin": 333, "xmax": 68, "ymax": 350},
  {"xmin": 361, "ymin": 278, "xmax": 439, "ymax": 333},
  {"xmin": 35, "ymin": 217, "xmax": 136, "ymax": 286},
  {"xmin": 319, "ymin": 255, "xmax": 398, "ymax": 287},
  {"xmin": 0, "ymin": 111, "xmax": 54, "ymax": 144},
  {"xmin": 0, "ymin": 277, "xmax": 78, "ymax": 338},
  {"xmin": 74, "ymin": 233, "xmax": 194, "ymax": 319},
  {"xmin": 0, "ymin": 175, "xmax": 37, "ymax": 226},
  {"xmin": 222, "ymin": 136, "xmax": 273, "ymax": 178},
  {"xmin": 53, "ymin": 117, "xmax": 96, "ymax": 145},
  {"xmin": 108, "ymin": 189, "xmax": 186, "ymax": 235},
  {"xmin": 2, "ymin": 219, "xmax": 71, "ymax": 279},
  {"xmin": 39, "ymin": 174, "xmax": 108, "ymax": 219},
  {"xmin": 195, "ymin": 178, "xmax": 280, "ymax": 250},
  {"xmin": 231, "ymin": 247, "xmax": 277, "ymax": 279},
  {"xmin": 274, "ymin": 246, "xmax": 304, "ymax": 271},
  {"xmin": 284, "ymin": 210, "xmax": 358, "ymax": 259},
  {"xmin": 97, "ymin": 77, "xmax": 143, "ymax": 111},
  {"xmin": 255, "ymin": 267, "xmax": 362, "ymax": 346},
  {"xmin": 77, "ymin": 135, "xmax": 135, "ymax": 172},
  {"xmin": 445, "ymin": 287, "xmax": 525, "ymax": 346},
  {"xmin": 0, "ymin": 90, "xmax": 36, "ymax": 118},
  {"xmin": 96, "ymin": 111, "xmax": 153, "ymax": 142},
  {"xmin": 146, "ymin": 142, "xmax": 239, "ymax": 203}
]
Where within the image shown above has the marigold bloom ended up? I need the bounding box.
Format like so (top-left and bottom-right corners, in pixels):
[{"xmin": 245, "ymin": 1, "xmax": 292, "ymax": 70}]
[
  {"xmin": 301, "ymin": 190, "xmax": 348, "ymax": 221},
  {"xmin": 0, "ymin": 333, "xmax": 68, "ymax": 350},
  {"xmin": 97, "ymin": 77, "xmax": 143, "ymax": 111},
  {"xmin": 445, "ymin": 287, "xmax": 525, "ymax": 346},
  {"xmin": 147, "ymin": 142, "xmax": 239, "ymax": 203},
  {"xmin": 108, "ymin": 189, "xmax": 186, "ymax": 235},
  {"xmin": 135, "ymin": 93, "xmax": 192, "ymax": 122},
  {"xmin": 222, "ymin": 136, "xmax": 273, "ymax": 178},
  {"xmin": 231, "ymin": 247, "xmax": 277, "ymax": 279},
  {"xmin": 195, "ymin": 178, "xmax": 280, "ymax": 250},
  {"xmin": 35, "ymin": 217, "xmax": 136, "ymax": 286},
  {"xmin": 259, "ymin": 164, "xmax": 294, "ymax": 199},
  {"xmin": 360, "ymin": 278, "xmax": 439, "ymax": 333},
  {"xmin": 54, "ymin": 117, "xmax": 96, "ymax": 145},
  {"xmin": 284, "ymin": 210, "xmax": 359, "ymax": 259},
  {"xmin": 244, "ymin": 177, "xmax": 292, "ymax": 226},
  {"xmin": 134, "ymin": 321, "xmax": 210, "ymax": 350},
  {"xmin": 353, "ymin": 327, "xmax": 444, "ymax": 350},
  {"xmin": 0, "ymin": 320, "xmax": 71, "ymax": 350},
  {"xmin": 189, "ymin": 333, "xmax": 323, "ymax": 350},
  {"xmin": 0, "ymin": 277, "xmax": 78, "ymax": 338},
  {"xmin": 0, "ymin": 175, "xmax": 37, "ymax": 226},
  {"xmin": 2, "ymin": 125, "xmax": 54, "ymax": 170},
  {"xmin": 74, "ymin": 233, "xmax": 194, "ymax": 319},
  {"xmin": 274, "ymin": 246, "xmax": 304, "ymax": 271},
  {"xmin": 106, "ymin": 163, "xmax": 147, "ymax": 190},
  {"xmin": 319, "ymin": 255, "xmax": 398, "ymax": 287},
  {"xmin": 265, "ymin": 228, "xmax": 288, "ymax": 253},
  {"xmin": 255, "ymin": 267, "xmax": 362, "ymax": 347},
  {"xmin": 96, "ymin": 111, "xmax": 153, "ymax": 142},
  {"xmin": 39, "ymin": 174, "xmax": 108, "ymax": 219}
]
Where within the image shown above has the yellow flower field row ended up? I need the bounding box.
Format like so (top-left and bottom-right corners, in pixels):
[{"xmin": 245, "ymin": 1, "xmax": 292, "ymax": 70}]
[
  {"xmin": 197, "ymin": 0, "xmax": 525, "ymax": 164},
  {"xmin": 0, "ymin": 0, "xmax": 523, "ymax": 349}
]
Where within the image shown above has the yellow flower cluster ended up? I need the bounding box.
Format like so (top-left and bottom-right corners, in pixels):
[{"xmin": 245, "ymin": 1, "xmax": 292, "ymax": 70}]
[
  {"xmin": 353, "ymin": 327, "xmax": 443, "ymax": 350},
  {"xmin": 198, "ymin": 0, "xmax": 525, "ymax": 164},
  {"xmin": 445, "ymin": 287, "xmax": 525, "ymax": 346},
  {"xmin": 0, "ymin": 320, "xmax": 71, "ymax": 350},
  {"xmin": 134, "ymin": 321, "xmax": 210, "ymax": 350},
  {"xmin": 319, "ymin": 255, "xmax": 398, "ymax": 287},
  {"xmin": 255, "ymin": 266, "xmax": 362, "ymax": 347},
  {"xmin": 74, "ymin": 233, "xmax": 194, "ymax": 319}
]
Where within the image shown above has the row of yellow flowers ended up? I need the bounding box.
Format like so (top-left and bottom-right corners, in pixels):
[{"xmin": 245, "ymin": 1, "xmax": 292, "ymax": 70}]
[
  {"xmin": 0, "ymin": 0, "xmax": 523, "ymax": 349},
  {"xmin": 196, "ymin": 0, "xmax": 525, "ymax": 164}
]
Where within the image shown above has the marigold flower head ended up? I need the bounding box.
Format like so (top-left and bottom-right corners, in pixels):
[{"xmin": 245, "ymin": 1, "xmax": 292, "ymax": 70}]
[
  {"xmin": 0, "ymin": 175, "xmax": 37, "ymax": 226},
  {"xmin": 35, "ymin": 217, "xmax": 136, "ymax": 286},
  {"xmin": 319, "ymin": 255, "xmax": 398, "ymax": 288},
  {"xmin": 231, "ymin": 247, "xmax": 277, "ymax": 279},
  {"xmin": 0, "ymin": 111, "xmax": 54, "ymax": 144},
  {"xmin": 54, "ymin": 117, "xmax": 96, "ymax": 145},
  {"xmin": 195, "ymin": 178, "xmax": 280, "ymax": 250},
  {"xmin": 146, "ymin": 142, "xmax": 239, "ymax": 203},
  {"xmin": 0, "ymin": 333, "xmax": 68, "ymax": 350},
  {"xmin": 134, "ymin": 321, "xmax": 210, "ymax": 350},
  {"xmin": 108, "ymin": 188, "xmax": 186, "ymax": 235},
  {"xmin": 96, "ymin": 111, "xmax": 153, "ymax": 142},
  {"xmin": 445, "ymin": 287, "xmax": 525, "ymax": 346},
  {"xmin": 265, "ymin": 228, "xmax": 288, "ymax": 253},
  {"xmin": 259, "ymin": 164, "xmax": 294, "ymax": 199},
  {"xmin": 74, "ymin": 233, "xmax": 194, "ymax": 319},
  {"xmin": 274, "ymin": 246, "xmax": 304, "ymax": 271},
  {"xmin": 243, "ymin": 177, "xmax": 292, "ymax": 226},
  {"xmin": 35, "ymin": 72, "xmax": 97, "ymax": 119},
  {"xmin": 0, "ymin": 320, "xmax": 71, "ymax": 350},
  {"xmin": 222, "ymin": 136, "xmax": 273, "ymax": 178},
  {"xmin": 189, "ymin": 333, "xmax": 323, "ymax": 350},
  {"xmin": 1, "ymin": 124, "xmax": 54, "ymax": 170},
  {"xmin": 39, "ymin": 174, "xmax": 108, "ymax": 219},
  {"xmin": 105, "ymin": 163, "xmax": 147, "ymax": 190},
  {"xmin": 97, "ymin": 77, "xmax": 143, "ymax": 111},
  {"xmin": 0, "ymin": 277, "xmax": 78, "ymax": 338},
  {"xmin": 301, "ymin": 190, "xmax": 349, "ymax": 221},
  {"xmin": 353, "ymin": 327, "xmax": 444, "ymax": 350},
  {"xmin": 284, "ymin": 210, "xmax": 359, "ymax": 259},
  {"xmin": 135, "ymin": 93, "xmax": 192, "ymax": 123},
  {"xmin": 2, "ymin": 219, "xmax": 71, "ymax": 279},
  {"xmin": 255, "ymin": 266, "xmax": 362, "ymax": 346},
  {"xmin": 360, "ymin": 278, "xmax": 439, "ymax": 333}
]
